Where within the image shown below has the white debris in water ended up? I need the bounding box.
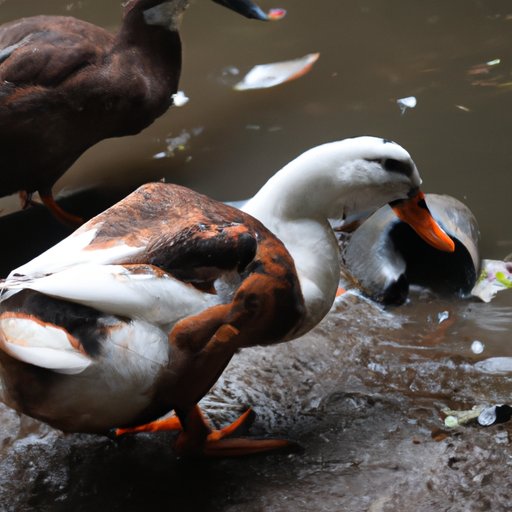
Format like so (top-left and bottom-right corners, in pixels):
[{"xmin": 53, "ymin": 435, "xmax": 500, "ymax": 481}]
[
  {"xmin": 478, "ymin": 406, "xmax": 498, "ymax": 426},
  {"xmin": 494, "ymin": 431, "xmax": 510, "ymax": 445},
  {"xmin": 171, "ymin": 90, "xmax": 189, "ymax": 107},
  {"xmin": 486, "ymin": 58, "xmax": 501, "ymax": 66},
  {"xmin": 223, "ymin": 65, "xmax": 240, "ymax": 76},
  {"xmin": 368, "ymin": 362, "xmax": 387, "ymax": 374},
  {"xmin": 474, "ymin": 357, "xmax": 512, "ymax": 374},
  {"xmin": 471, "ymin": 259, "xmax": 512, "ymax": 302},
  {"xmin": 471, "ymin": 340, "xmax": 485, "ymax": 354},
  {"xmin": 65, "ymin": 1, "xmax": 84, "ymax": 10},
  {"xmin": 437, "ymin": 310, "xmax": 449, "ymax": 323},
  {"xmin": 153, "ymin": 127, "xmax": 204, "ymax": 159},
  {"xmin": 396, "ymin": 96, "xmax": 417, "ymax": 115},
  {"xmin": 234, "ymin": 53, "xmax": 320, "ymax": 91}
]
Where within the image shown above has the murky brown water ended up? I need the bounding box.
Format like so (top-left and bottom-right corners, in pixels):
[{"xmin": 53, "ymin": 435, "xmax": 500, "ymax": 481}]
[{"xmin": 1, "ymin": 1, "xmax": 512, "ymax": 510}]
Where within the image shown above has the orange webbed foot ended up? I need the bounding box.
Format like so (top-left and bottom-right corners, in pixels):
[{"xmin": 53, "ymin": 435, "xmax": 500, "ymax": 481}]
[
  {"xmin": 114, "ymin": 407, "xmax": 298, "ymax": 457},
  {"xmin": 115, "ymin": 415, "xmax": 182, "ymax": 437},
  {"xmin": 201, "ymin": 435, "xmax": 295, "ymax": 458},
  {"xmin": 175, "ymin": 406, "xmax": 299, "ymax": 458}
]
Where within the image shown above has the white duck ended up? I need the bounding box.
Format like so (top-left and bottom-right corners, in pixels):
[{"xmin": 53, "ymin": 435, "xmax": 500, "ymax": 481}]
[{"xmin": 0, "ymin": 136, "xmax": 454, "ymax": 456}]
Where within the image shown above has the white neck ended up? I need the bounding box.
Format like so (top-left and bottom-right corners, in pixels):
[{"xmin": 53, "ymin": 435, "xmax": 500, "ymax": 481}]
[
  {"xmin": 242, "ymin": 148, "xmax": 347, "ymax": 334},
  {"xmin": 241, "ymin": 138, "xmax": 419, "ymax": 335}
]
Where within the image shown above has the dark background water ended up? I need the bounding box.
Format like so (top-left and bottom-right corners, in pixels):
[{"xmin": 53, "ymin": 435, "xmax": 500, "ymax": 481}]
[{"xmin": 1, "ymin": 1, "xmax": 512, "ymax": 511}]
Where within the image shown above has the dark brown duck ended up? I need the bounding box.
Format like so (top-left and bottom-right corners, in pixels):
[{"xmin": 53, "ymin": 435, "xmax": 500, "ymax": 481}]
[{"xmin": 0, "ymin": 0, "xmax": 273, "ymax": 225}]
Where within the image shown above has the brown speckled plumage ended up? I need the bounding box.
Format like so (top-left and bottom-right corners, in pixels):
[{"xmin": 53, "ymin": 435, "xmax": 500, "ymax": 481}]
[
  {"xmin": 89, "ymin": 182, "xmax": 306, "ymax": 344},
  {"xmin": 0, "ymin": 182, "xmax": 306, "ymax": 437}
]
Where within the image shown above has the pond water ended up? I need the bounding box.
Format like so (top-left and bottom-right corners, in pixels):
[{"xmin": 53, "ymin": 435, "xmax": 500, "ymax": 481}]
[{"xmin": 1, "ymin": 1, "xmax": 512, "ymax": 511}]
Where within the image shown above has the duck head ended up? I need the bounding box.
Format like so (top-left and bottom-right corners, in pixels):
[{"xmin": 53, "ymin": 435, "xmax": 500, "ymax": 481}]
[
  {"xmin": 341, "ymin": 194, "xmax": 479, "ymax": 305},
  {"xmin": 330, "ymin": 137, "xmax": 455, "ymax": 253},
  {"xmin": 124, "ymin": 0, "xmax": 273, "ymax": 29},
  {"xmin": 247, "ymin": 136, "xmax": 454, "ymax": 254}
]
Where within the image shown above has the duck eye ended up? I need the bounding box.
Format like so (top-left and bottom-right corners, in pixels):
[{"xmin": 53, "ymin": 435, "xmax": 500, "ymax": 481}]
[{"xmin": 383, "ymin": 158, "xmax": 412, "ymax": 176}]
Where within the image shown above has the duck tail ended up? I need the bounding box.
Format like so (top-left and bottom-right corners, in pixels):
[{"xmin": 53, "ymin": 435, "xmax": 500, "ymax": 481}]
[{"xmin": 0, "ymin": 312, "xmax": 92, "ymax": 375}]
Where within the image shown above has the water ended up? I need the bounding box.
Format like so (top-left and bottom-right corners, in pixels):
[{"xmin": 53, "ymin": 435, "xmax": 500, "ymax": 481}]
[{"xmin": 1, "ymin": 1, "xmax": 512, "ymax": 510}]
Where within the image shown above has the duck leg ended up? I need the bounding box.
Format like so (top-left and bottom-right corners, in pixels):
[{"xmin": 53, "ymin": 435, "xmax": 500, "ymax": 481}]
[
  {"xmin": 169, "ymin": 322, "xmax": 295, "ymax": 457},
  {"xmin": 174, "ymin": 404, "xmax": 292, "ymax": 458},
  {"xmin": 115, "ymin": 405, "xmax": 256, "ymax": 442},
  {"xmin": 117, "ymin": 321, "xmax": 294, "ymax": 456},
  {"xmin": 39, "ymin": 189, "xmax": 83, "ymax": 226},
  {"xmin": 19, "ymin": 191, "xmax": 36, "ymax": 209},
  {"xmin": 115, "ymin": 415, "xmax": 182, "ymax": 436},
  {"xmin": 115, "ymin": 223, "xmax": 301, "ymax": 456}
]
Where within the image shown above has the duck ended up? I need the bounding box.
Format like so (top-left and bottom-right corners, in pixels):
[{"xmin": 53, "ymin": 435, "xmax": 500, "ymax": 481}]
[
  {"xmin": 0, "ymin": 136, "xmax": 455, "ymax": 457},
  {"xmin": 0, "ymin": 0, "xmax": 277, "ymax": 226},
  {"xmin": 340, "ymin": 194, "xmax": 480, "ymax": 305}
]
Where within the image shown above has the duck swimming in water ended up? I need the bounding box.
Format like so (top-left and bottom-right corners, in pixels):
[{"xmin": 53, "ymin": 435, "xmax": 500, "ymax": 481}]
[
  {"xmin": 0, "ymin": 0, "xmax": 276, "ymax": 225},
  {"xmin": 0, "ymin": 136, "xmax": 454, "ymax": 456}
]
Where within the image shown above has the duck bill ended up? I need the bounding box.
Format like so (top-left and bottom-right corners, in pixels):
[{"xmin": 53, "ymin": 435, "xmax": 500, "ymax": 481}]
[
  {"xmin": 211, "ymin": 0, "xmax": 281, "ymax": 20},
  {"xmin": 390, "ymin": 191, "xmax": 455, "ymax": 252}
]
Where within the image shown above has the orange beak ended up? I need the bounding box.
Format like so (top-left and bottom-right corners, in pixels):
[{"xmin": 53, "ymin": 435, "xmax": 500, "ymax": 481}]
[{"xmin": 391, "ymin": 191, "xmax": 455, "ymax": 252}]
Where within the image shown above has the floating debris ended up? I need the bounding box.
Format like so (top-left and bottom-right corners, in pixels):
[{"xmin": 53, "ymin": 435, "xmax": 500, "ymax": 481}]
[
  {"xmin": 455, "ymin": 104, "xmax": 471, "ymax": 112},
  {"xmin": 478, "ymin": 405, "xmax": 512, "ymax": 426},
  {"xmin": 245, "ymin": 124, "xmax": 283, "ymax": 132},
  {"xmin": 471, "ymin": 340, "xmax": 485, "ymax": 354},
  {"xmin": 478, "ymin": 406, "xmax": 499, "ymax": 426},
  {"xmin": 442, "ymin": 405, "xmax": 512, "ymax": 428},
  {"xmin": 471, "ymin": 259, "xmax": 512, "ymax": 302},
  {"xmin": 494, "ymin": 430, "xmax": 510, "ymax": 445},
  {"xmin": 222, "ymin": 65, "xmax": 240, "ymax": 77},
  {"xmin": 475, "ymin": 357, "xmax": 512, "ymax": 374},
  {"xmin": 234, "ymin": 53, "xmax": 320, "ymax": 91},
  {"xmin": 396, "ymin": 96, "xmax": 417, "ymax": 115},
  {"xmin": 467, "ymin": 58, "xmax": 508, "ymax": 87},
  {"xmin": 437, "ymin": 310, "xmax": 449, "ymax": 324},
  {"xmin": 65, "ymin": 1, "xmax": 85, "ymax": 10},
  {"xmin": 153, "ymin": 127, "xmax": 204, "ymax": 159},
  {"xmin": 486, "ymin": 58, "xmax": 501, "ymax": 66},
  {"xmin": 217, "ymin": 66, "xmax": 241, "ymax": 87},
  {"xmin": 443, "ymin": 405, "xmax": 486, "ymax": 427},
  {"xmin": 171, "ymin": 91, "xmax": 189, "ymax": 107}
]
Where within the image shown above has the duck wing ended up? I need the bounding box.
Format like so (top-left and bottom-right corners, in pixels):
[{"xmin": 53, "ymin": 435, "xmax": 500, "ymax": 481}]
[
  {"xmin": 5, "ymin": 263, "xmax": 216, "ymax": 327},
  {"xmin": 0, "ymin": 15, "xmax": 111, "ymax": 90},
  {"xmin": 3, "ymin": 184, "xmax": 260, "ymax": 323},
  {"xmin": 8, "ymin": 182, "xmax": 258, "ymax": 280}
]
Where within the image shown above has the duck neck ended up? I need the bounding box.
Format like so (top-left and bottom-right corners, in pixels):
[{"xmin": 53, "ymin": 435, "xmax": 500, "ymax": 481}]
[
  {"xmin": 119, "ymin": 1, "xmax": 187, "ymax": 45},
  {"xmin": 243, "ymin": 161, "xmax": 342, "ymax": 334},
  {"xmin": 113, "ymin": 0, "xmax": 184, "ymax": 96}
]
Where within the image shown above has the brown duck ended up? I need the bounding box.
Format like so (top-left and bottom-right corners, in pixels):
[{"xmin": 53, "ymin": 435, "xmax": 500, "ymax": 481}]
[
  {"xmin": 0, "ymin": 137, "xmax": 454, "ymax": 456},
  {"xmin": 0, "ymin": 0, "xmax": 276, "ymax": 225}
]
